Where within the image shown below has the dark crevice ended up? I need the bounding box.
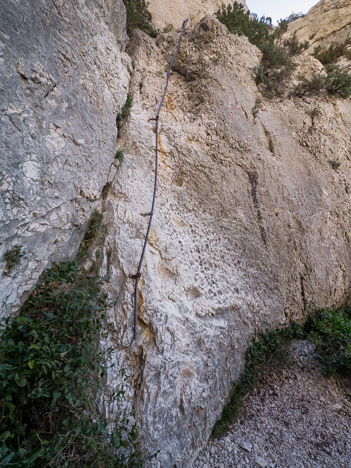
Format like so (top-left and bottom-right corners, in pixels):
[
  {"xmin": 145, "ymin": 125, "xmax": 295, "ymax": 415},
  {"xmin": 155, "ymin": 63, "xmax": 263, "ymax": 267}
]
[
  {"xmin": 263, "ymin": 126, "xmax": 275, "ymax": 154},
  {"xmin": 300, "ymin": 274, "xmax": 307, "ymax": 310},
  {"xmin": 247, "ymin": 171, "xmax": 267, "ymax": 245}
]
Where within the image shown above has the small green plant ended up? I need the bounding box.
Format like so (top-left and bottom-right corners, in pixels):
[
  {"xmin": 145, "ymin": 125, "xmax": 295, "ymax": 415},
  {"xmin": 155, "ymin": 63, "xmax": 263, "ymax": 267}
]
[
  {"xmin": 116, "ymin": 93, "xmax": 132, "ymax": 132},
  {"xmin": 3, "ymin": 246, "xmax": 23, "ymax": 273},
  {"xmin": 115, "ymin": 149, "xmax": 125, "ymax": 163},
  {"xmin": 314, "ymin": 39, "xmax": 351, "ymax": 65},
  {"xmin": 328, "ymin": 160, "xmax": 341, "ymax": 171},
  {"xmin": 123, "ymin": 0, "xmax": 158, "ymax": 38},
  {"xmin": 325, "ymin": 66, "xmax": 351, "ymax": 98},
  {"xmin": 212, "ymin": 322, "xmax": 304, "ymax": 438},
  {"xmin": 309, "ymin": 107, "xmax": 321, "ymax": 124},
  {"xmin": 78, "ymin": 209, "xmax": 105, "ymax": 258},
  {"xmin": 293, "ymin": 73, "xmax": 326, "ymax": 97},
  {"xmin": 294, "ymin": 66, "xmax": 351, "ymax": 99},
  {"xmin": 283, "ymin": 32, "xmax": 309, "ymax": 56},
  {"xmin": 307, "ymin": 308, "xmax": 351, "ymax": 377}
]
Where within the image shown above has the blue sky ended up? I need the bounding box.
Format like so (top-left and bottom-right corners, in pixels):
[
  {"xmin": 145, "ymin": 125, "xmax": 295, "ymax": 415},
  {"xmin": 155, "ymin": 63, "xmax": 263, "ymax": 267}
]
[{"xmin": 246, "ymin": 0, "xmax": 319, "ymax": 24}]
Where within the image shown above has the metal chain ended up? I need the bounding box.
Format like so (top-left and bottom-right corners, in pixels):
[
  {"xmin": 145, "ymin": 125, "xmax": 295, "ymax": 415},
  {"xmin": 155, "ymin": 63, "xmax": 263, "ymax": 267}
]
[{"xmin": 129, "ymin": 19, "xmax": 189, "ymax": 341}]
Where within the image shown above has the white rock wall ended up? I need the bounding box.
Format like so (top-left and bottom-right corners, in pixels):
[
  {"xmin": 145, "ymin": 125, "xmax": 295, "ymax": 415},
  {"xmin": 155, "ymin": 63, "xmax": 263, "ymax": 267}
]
[
  {"xmin": 102, "ymin": 16, "xmax": 351, "ymax": 467},
  {"xmin": 147, "ymin": 0, "xmax": 247, "ymax": 30},
  {"xmin": 0, "ymin": 0, "xmax": 131, "ymax": 312},
  {"xmin": 286, "ymin": 0, "xmax": 351, "ymax": 54}
]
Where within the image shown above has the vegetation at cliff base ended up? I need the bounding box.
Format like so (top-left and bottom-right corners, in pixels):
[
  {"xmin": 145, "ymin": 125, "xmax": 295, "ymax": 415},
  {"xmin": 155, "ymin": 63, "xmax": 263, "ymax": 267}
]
[
  {"xmin": 0, "ymin": 211, "xmax": 144, "ymax": 467},
  {"xmin": 212, "ymin": 322, "xmax": 304, "ymax": 438},
  {"xmin": 307, "ymin": 307, "xmax": 351, "ymax": 377},
  {"xmin": 213, "ymin": 307, "xmax": 351, "ymax": 438}
]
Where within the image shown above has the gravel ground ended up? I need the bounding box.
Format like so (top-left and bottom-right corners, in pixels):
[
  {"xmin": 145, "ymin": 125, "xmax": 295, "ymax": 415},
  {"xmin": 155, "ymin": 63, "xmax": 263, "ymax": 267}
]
[{"xmin": 194, "ymin": 341, "xmax": 351, "ymax": 468}]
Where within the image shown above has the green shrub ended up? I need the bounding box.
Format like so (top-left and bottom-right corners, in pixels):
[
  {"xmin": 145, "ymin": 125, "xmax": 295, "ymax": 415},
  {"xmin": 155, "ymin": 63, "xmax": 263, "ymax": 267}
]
[
  {"xmin": 314, "ymin": 39, "xmax": 351, "ymax": 65},
  {"xmin": 123, "ymin": 0, "xmax": 158, "ymax": 38},
  {"xmin": 212, "ymin": 322, "xmax": 304, "ymax": 438},
  {"xmin": 115, "ymin": 150, "xmax": 125, "ymax": 163},
  {"xmin": 3, "ymin": 246, "xmax": 23, "ymax": 273},
  {"xmin": 325, "ymin": 66, "xmax": 351, "ymax": 98},
  {"xmin": 212, "ymin": 306, "xmax": 351, "ymax": 438},
  {"xmin": 260, "ymin": 41, "xmax": 291, "ymax": 68},
  {"xmin": 116, "ymin": 93, "xmax": 132, "ymax": 132},
  {"xmin": 293, "ymin": 73, "xmax": 326, "ymax": 97},
  {"xmin": 78, "ymin": 209, "xmax": 105, "ymax": 259},
  {"xmin": 216, "ymin": 2, "xmax": 272, "ymax": 49},
  {"xmin": 0, "ymin": 213, "xmax": 146, "ymax": 467},
  {"xmin": 283, "ymin": 32, "xmax": 309, "ymax": 56},
  {"xmin": 328, "ymin": 160, "xmax": 341, "ymax": 171},
  {"xmin": 293, "ymin": 66, "xmax": 351, "ymax": 99},
  {"xmin": 307, "ymin": 308, "xmax": 351, "ymax": 377},
  {"xmin": 216, "ymin": 3, "xmax": 308, "ymax": 97}
]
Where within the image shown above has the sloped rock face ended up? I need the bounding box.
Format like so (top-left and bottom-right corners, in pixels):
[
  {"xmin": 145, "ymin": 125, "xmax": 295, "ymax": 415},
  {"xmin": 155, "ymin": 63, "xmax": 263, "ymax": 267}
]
[
  {"xmin": 147, "ymin": 0, "xmax": 247, "ymax": 30},
  {"xmin": 103, "ymin": 15, "xmax": 351, "ymax": 467},
  {"xmin": 0, "ymin": 0, "xmax": 130, "ymax": 312},
  {"xmin": 286, "ymin": 0, "xmax": 351, "ymax": 54}
]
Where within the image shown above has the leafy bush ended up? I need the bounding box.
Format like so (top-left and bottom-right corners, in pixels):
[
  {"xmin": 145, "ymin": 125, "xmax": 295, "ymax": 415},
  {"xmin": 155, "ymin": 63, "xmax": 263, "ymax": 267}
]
[
  {"xmin": 307, "ymin": 308, "xmax": 351, "ymax": 377},
  {"xmin": 123, "ymin": 0, "xmax": 158, "ymax": 38},
  {"xmin": 212, "ymin": 306, "xmax": 351, "ymax": 438},
  {"xmin": 216, "ymin": 2, "xmax": 272, "ymax": 49},
  {"xmin": 115, "ymin": 150, "xmax": 125, "ymax": 163},
  {"xmin": 260, "ymin": 41, "xmax": 291, "ymax": 68},
  {"xmin": 0, "ymin": 213, "xmax": 145, "ymax": 467},
  {"xmin": 283, "ymin": 32, "xmax": 309, "ymax": 56},
  {"xmin": 216, "ymin": 3, "xmax": 308, "ymax": 97},
  {"xmin": 3, "ymin": 246, "xmax": 23, "ymax": 274},
  {"xmin": 294, "ymin": 66, "xmax": 351, "ymax": 99},
  {"xmin": 117, "ymin": 93, "xmax": 132, "ymax": 133},
  {"xmin": 212, "ymin": 322, "xmax": 304, "ymax": 438},
  {"xmin": 293, "ymin": 73, "xmax": 326, "ymax": 97},
  {"xmin": 314, "ymin": 39, "xmax": 351, "ymax": 65},
  {"xmin": 325, "ymin": 66, "xmax": 351, "ymax": 98}
]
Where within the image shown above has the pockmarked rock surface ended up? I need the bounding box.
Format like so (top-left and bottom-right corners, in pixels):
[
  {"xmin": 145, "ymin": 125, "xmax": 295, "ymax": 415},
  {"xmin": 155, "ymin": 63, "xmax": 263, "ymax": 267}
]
[
  {"xmin": 102, "ymin": 14, "xmax": 351, "ymax": 467},
  {"xmin": 147, "ymin": 0, "xmax": 247, "ymax": 30},
  {"xmin": 286, "ymin": 0, "xmax": 351, "ymax": 54},
  {"xmin": 194, "ymin": 341, "xmax": 351, "ymax": 468},
  {"xmin": 0, "ymin": 0, "xmax": 130, "ymax": 312}
]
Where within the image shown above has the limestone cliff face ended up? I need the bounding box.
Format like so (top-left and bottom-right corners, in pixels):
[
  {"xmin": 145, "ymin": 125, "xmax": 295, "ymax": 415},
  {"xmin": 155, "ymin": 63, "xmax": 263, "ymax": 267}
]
[
  {"xmin": 0, "ymin": 0, "xmax": 130, "ymax": 311},
  {"xmin": 286, "ymin": 0, "xmax": 351, "ymax": 54},
  {"xmin": 1, "ymin": 0, "xmax": 351, "ymax": 467},
  {"xmin": 147, "ymin": 0, "xmax": 247, "ymax": 30},
  {"xmin": 102, "ymin": 12, "xmax": 351, "ymax": 467}
]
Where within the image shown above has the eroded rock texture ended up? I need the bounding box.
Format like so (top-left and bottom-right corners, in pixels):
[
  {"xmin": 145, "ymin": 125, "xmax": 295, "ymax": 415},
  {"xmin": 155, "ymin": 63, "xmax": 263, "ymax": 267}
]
[
  {"xmin": 102, "ymin": 15, "xmax": 351, "ymax": 467},
  {"xmin": 0, "ymin": 0, "xmax": 130, "ymax": 311},
  {"xmin": 147, "ymin": 0, "xmax": 247, "ymax": 31},
  {"xmin": 286, "ymin": 0, "xmax": 351, "ymax": 54}
]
